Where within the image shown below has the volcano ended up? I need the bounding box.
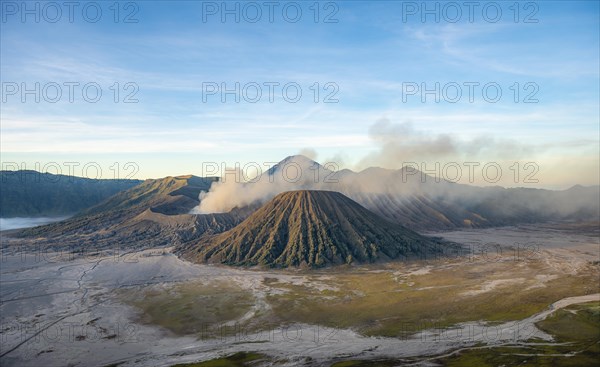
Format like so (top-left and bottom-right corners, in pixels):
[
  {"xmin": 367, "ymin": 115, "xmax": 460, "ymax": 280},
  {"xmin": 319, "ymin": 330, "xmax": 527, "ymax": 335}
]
[{"xmin": 179, "ymin": 190, "xmax": 446, "ymax": 268}]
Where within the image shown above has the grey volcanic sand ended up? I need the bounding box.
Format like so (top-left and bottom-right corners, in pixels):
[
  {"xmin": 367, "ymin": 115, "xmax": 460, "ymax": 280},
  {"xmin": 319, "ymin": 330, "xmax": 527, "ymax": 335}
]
[{"xmin": 1, "ymin": 224, "xmax": 598, "ymax": 367}]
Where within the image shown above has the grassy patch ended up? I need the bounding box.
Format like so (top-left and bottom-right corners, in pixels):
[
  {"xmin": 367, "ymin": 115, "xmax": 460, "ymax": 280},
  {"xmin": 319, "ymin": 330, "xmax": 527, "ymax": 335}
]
[
  {"xmin": 119, "ymin": 255, "xmax": 599, "ymax": 344},
  {"xmin": 264, "ymin": 259, "xmax": 599, "ymax": 337},
  {"xmin": 120, "ymin": 281, "xmax": 255, "ymax": 336},
  {"xmin": 536, "ymin": 301, "xmax": 600, "ymax": 342},
  {"xmin": 171, "ymin": 352, "xmax": 265, "ymax": 367},
  {"xmin": 436, "ymin": 344, "xmax": 600, "ymax": 367},
  {"xmin": 434, "ymin": 302, "xmax": 600, "ymax": 367},
  {"xmin": 330, "ymin": 359, "xmax": 410, "ymax": 366}
]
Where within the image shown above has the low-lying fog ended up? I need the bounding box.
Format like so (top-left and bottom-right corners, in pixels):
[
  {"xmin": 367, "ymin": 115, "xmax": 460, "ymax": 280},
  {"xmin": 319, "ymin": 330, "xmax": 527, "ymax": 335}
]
[{"xmin": 0, "ymin": 216, "xmax": 70, "ymax": 231}]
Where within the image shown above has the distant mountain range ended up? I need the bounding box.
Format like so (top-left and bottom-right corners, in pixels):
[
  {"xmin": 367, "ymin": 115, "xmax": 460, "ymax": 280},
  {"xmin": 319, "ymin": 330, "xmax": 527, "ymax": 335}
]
[
  {"xmin": 5, "ymin": 156, "xmax": 599, "ymax": 268},
  {"xmin": 0, "ymin": 170, "xmax": 141, "ymax": 217},
  {"xmin": 342, "ymin": 169, "xmax": 600, "ymax": 230},
  {"xmin": 196, "ymin": 155, "xmax": 600, "ymax": 230},
  {"xmin": 179, "ymin": 190, "xmax": 447, "ymax": 268}
]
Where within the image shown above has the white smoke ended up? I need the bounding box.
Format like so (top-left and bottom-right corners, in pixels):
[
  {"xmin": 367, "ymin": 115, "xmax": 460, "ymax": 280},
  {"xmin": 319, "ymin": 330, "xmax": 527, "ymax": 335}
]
[
  {"xmin": 191, "ymin": 120, "xmax": 599, "ymax": 218},
  {"xmin": 192, "ymin": 155, "xmax": 339, "ymax": 214},
  {"xmin": 191, "ymin": 153, "xmax": 461, "ymax": 214}
]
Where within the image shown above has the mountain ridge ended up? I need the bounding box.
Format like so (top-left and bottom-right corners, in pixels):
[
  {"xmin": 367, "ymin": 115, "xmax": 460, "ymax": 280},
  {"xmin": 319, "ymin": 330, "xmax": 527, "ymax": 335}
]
[
  {"xmin": 7, "ymin": 156, "xmax": 599, "ymax": 252},
  {"xmin": 179, "ymin": 190, "xmax": 448, "ymax": 268},
  {"xmin": 14, "ymin": 174, "xmax": 246, "ymax": 250},
  {"xmin": 199, "ymin": 155, "xmax": 600, "ymax": 230}
]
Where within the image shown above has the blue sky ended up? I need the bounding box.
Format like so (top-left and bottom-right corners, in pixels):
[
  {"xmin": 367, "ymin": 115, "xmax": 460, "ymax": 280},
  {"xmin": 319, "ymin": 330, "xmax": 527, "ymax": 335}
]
[{"xmin": 1, "ymin": 0, "xmax": 598, "ymax": 187}]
